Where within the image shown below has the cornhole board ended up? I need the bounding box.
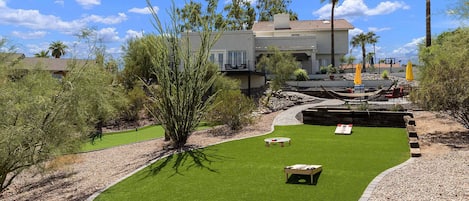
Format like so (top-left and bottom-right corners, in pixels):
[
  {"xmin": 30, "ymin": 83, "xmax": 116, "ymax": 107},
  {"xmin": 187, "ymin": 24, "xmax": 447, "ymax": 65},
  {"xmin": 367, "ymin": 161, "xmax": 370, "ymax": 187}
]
[{"xmin": 335, "ymin": 124, "xmax": 352, "ymax": 135}]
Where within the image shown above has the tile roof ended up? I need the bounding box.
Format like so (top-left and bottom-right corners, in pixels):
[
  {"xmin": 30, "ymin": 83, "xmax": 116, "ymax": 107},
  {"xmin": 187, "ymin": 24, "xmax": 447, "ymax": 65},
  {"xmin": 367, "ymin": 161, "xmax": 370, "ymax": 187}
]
[{"xmin": 252, "ymin": 19, "xmax": 354, "ymax": 32}]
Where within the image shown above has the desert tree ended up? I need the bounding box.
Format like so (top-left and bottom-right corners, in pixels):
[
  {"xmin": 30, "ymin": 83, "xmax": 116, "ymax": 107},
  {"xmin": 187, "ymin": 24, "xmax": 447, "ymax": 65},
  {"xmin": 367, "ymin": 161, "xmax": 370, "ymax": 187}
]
[
  {"xmin": 145, "ymin": 0, "xmax": 223, "ymax": 148},
  {"xmin": 0, "ymin": 37, "xmax": 124, "ymax": 193},
  {"xmin": 121, "ymin": 35, "xmax": 161, "ymax": 89},
  {"xmin": 176, "ymin": 0, "xmax": 225, "ymax": 31},
  {"xmin": 413, "ymin": 28, "xmax": 469, "ymax": 128},
  {"xmin": 223, "ymin": 0, "xmax": 256, "ymax": 30},
  {"xmin": 256, "ymin": 46, "xmax": 300, "ymax": 91},
  {"xmin": 256, "ymin": 0, "xmax": 298, "ymax": 21}
]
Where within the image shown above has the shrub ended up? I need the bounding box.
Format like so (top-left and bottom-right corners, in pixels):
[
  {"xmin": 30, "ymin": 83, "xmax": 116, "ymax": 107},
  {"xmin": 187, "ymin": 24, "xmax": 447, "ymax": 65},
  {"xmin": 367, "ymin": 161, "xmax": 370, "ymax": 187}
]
[
  {"xmin": 207, "ymin": 90, "xmax": 256, "ymax": 130},
  {"xmin": 293, "ymin": 68, "xmax": 308, "ymax": 81},
  {"xmin": 319, "ymin": 66, "xmax": 328, "ymax": 74},
  {"xmin": 381, "ymin": 70, "xmax": 389, "ymax": 79}
]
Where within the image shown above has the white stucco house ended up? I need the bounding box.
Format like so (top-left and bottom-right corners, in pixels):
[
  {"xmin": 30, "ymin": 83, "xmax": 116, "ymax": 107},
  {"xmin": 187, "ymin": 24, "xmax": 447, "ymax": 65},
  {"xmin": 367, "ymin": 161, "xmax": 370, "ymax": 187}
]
[{"xmin": 187, "ymin": 14, "xmax": 354, "ymax": 96}]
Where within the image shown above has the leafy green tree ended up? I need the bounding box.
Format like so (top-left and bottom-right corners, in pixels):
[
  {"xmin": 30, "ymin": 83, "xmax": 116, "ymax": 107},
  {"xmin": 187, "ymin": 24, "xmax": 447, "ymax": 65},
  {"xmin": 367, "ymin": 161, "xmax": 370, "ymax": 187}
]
[
  {"xmin": 176, "ymin": 0, "xmax": 224, "ymax": 31},
  {"xmin": 223, "ymin": 0, "xmax": 256, "ymax": 30},
  {"xmin": 256, "ymin": 0, "xmax": 298, "ymax": 21},
  {"xmin": 0, "ymin": 59, "xmax": 123, "ymax": 192},
  {"xmin": 208, "ymin": 90, "xmax": 256, "ymax": 130},
  {"xmin": 121, "ymin": 35, "xmax": 161, "ymax": 89},
  {"xmin": 48, "ymin": 41, "xmax": 68, "ymax": 58},
  {"xmin": 34, "ymin": 50, "xmax": 50, "ymax": 58},
  {"xmin": 256, "ymin": 46, "xmax": 300, "ymax": 91},
  {"xmin": 350, "ymin": 31, "xmax": 379, "ymax": 72},
  {"xmin": 320, "ymin": 0, "xmax": 340, "ymax": 67},
  {"xmin": 145, "ymin": 0, "xmax": 223, "ymax": 148},
  {"xmin": 413, "ymin": 28, "xmax": 469, "ymax": 128}
]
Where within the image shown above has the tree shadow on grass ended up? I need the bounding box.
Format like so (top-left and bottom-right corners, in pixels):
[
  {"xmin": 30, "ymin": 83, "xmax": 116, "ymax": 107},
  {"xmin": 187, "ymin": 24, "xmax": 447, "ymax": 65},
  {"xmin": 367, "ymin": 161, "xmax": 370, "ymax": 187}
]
[{"xmin": 148, "ymin": 145, "xmax": 229, "ymax": 177}]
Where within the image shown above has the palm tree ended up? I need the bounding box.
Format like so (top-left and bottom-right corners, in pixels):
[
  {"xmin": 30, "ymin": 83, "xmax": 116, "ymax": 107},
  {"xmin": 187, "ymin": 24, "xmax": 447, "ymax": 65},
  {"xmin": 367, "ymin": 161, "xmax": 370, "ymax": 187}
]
[
  {"xmin": 320, "ymin": 0, "xmax": 339, "ymax": 67},
  {"xmin": 426, "ymin": 0, "xmax": 431, "ymax": 47},
  {"xmin": 350, "ymin": 31, "xmax": 378, "ymax": 72},
  {"xmin": 48, "ymin": 41, "xmax": 68, "ymax": 59},
  {"xmin": 34, "ymin": 50, "xmax": 50, "ymax": 58}
]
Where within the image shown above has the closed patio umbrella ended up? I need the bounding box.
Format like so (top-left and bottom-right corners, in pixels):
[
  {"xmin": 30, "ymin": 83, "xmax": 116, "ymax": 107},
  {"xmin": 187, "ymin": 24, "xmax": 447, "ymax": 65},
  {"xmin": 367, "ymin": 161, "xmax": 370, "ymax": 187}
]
[
  {"xmin": 354, "ymin": 63, "xmax": 362, "ymax": 85},
  {"xmin": 406, "ymin": 61, "xmax": 414, "ymax": 81}
]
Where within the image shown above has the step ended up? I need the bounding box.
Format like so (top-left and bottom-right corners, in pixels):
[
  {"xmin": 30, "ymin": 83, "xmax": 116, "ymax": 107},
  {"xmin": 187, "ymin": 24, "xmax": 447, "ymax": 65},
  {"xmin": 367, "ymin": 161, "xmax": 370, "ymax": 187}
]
[
  {"xmin": 410, "ymin": 148, "xmax": 421, "ymax": 157},
  {"xmin": 406, "ymin": 125, "xmax": 418, "ymax": 138},
  {"xmin": 403, "ymin": 115, "xmax": 416, "ymax": 126},
  {"xmin": 409, "ymin": 142, "xmax": 420, "ymax": 148},
  {"xmin": 409, "ymin": 137, "xmax": 419, "ymax": 144}
]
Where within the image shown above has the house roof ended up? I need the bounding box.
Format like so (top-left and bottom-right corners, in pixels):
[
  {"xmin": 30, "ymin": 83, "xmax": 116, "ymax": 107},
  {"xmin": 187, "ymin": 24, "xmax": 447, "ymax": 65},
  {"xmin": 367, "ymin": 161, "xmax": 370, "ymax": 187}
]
[
  {"xmin": 252, "ymin": 19, "xmax": 354, "ymax": 32},
  {"xmin": 18, "ymin": 58, "xmax": 93, "ymax": 71}
]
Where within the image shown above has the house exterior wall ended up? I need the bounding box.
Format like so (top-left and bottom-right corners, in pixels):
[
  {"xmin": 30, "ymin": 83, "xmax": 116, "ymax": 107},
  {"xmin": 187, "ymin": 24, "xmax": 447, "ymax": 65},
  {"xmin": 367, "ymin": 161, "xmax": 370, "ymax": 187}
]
[{"xmin": 187, "ymin": 30, "xmax": 256, "ymax": 71}]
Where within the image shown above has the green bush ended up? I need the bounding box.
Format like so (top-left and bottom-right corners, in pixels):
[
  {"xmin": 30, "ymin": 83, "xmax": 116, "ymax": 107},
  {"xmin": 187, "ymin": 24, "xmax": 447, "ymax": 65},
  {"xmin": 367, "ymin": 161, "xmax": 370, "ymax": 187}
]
[
  {"xmin": 293, "ymin": 68, "xmax": 308, "ymax": 81},
  {"xmin": 207, "ymin": 90, "xmax": 256, "ymax": 130},
  {"xmin": 319, "ymin": 66, "xmax": 328, "ymax": 74},
  {"xmin": 381, "ymin": 70, "xmax": 389, "ymax": 79}
]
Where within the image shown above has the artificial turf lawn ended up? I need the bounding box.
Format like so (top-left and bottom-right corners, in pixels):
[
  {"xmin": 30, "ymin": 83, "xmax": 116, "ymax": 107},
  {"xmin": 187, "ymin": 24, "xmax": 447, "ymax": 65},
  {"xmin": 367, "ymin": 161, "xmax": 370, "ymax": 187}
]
[
  {"xmin": 95, "ymin": 125, "xmax": 409, "ymax": 201},
  {"xmin": 81, "ymin": 125, "xmax": 165, "ymax": 152},
  {"xmin": 81, "ymin": 123, "xmax": 215, "ymax": 152}
]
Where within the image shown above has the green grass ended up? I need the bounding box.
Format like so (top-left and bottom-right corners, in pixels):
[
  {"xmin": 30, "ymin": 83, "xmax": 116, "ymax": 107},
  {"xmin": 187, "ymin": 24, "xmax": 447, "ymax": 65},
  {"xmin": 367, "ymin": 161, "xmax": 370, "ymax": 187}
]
[
  {"xmin": 81, "ymin": 122, "xmax": 216, "ymax": 152},
  {"xmin": 81, "ymin": 125, "xmax": 165, "ymax": 152},
  {"xmin": 95, "ymin": 125, "xmax": 409, "ymax": 201}
]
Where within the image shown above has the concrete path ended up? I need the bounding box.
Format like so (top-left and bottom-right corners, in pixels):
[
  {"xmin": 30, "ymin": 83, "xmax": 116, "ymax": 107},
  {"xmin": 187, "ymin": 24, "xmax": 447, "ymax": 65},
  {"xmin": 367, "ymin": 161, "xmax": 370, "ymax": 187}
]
[{"xmin": 273, "ymin": 99, "xmax": 343, "ymax": 126}]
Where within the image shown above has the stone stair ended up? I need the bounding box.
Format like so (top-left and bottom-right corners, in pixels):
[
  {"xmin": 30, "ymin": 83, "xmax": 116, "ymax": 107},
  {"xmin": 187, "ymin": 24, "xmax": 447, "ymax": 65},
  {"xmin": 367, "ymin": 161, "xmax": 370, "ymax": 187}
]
[{"xmin": 404, "ymin": 115, "xmax": 421, "ymax": 157}]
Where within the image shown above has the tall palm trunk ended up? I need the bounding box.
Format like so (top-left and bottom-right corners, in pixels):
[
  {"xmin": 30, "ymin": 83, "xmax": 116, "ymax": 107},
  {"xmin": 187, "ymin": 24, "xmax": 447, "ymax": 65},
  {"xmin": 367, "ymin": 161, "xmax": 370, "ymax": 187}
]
[
  {"xmin": 361, "ymin": 44, "xmax": 366, "ymax": 72},
  {"xmin": 330, "ymin": 2, "xmax": 336, "ymax": 67},
  {"xmin": 426, "ymin": 0, "xmax": 431, "ymax": 47}
]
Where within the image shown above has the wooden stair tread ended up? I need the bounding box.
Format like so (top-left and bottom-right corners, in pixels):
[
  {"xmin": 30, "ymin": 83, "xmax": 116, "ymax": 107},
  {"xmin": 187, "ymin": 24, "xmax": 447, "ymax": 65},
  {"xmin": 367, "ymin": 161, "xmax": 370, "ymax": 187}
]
[{"xmin": 403, "ymin": 116, "xmax": 416, "ymax": 126}]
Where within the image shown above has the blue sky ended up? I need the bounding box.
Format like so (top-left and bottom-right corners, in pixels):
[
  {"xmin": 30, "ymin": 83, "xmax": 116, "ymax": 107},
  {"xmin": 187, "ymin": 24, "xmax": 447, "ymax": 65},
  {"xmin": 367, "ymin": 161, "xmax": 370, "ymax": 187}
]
[{"xmin": 0, "ymin": 0, "xmax": 465, "ymax": 63}]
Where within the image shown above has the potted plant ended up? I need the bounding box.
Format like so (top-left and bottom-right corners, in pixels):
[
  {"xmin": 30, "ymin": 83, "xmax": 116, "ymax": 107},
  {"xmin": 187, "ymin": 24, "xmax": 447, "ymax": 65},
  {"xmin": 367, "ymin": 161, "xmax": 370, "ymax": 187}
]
[{"xmin": 326, "ymin": 65, "xmax": 337, "ymax": 80}]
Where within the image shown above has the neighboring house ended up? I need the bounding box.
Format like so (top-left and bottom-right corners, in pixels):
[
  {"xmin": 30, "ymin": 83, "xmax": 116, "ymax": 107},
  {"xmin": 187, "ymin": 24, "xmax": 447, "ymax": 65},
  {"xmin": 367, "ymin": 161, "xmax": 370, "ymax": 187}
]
[
  {"xmin": 187, "ymin": 14, "xmax": 354, "ymax": 95},
  {"xmin": 1, "ymin": 53, "xmax": 92, "ymax": 79}
]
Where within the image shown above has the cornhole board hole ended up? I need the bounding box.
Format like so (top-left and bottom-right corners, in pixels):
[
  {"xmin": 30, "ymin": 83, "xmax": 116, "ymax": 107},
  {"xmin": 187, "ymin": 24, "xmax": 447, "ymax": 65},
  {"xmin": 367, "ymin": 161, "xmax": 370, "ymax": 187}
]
[{"xmin": 335, "ymin": 124, "xmax": 352, "ymax": 135}]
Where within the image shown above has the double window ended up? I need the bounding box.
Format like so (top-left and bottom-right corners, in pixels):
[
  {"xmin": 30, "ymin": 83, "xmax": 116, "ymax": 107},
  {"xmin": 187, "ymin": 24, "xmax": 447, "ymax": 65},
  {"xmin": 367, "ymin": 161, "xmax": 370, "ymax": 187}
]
[{"xmin": 227, "ymin": 50, "xmax": 247, "ymax": 66}]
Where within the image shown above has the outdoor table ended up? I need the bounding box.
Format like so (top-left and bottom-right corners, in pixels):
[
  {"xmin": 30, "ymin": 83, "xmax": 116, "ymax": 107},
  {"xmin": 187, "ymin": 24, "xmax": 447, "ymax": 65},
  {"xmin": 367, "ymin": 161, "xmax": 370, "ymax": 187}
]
[
  {"xmin": 264, "ymin": 137, "xmax": 291, "ymax": 147},
  {"xmin": 284, "ymin": 164, "xmax": 322, "ymax": 184}
]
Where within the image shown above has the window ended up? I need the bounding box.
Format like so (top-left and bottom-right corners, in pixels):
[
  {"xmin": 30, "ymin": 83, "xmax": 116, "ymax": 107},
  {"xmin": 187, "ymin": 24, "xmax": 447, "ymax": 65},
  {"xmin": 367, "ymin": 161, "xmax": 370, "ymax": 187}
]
[
  {"xmin": 209, "ymin": 51, "xmax": 225, "ymax": 69},
  {"xmin": 227, "ymin": 50, "xmax": 247, "ymax": 66}
]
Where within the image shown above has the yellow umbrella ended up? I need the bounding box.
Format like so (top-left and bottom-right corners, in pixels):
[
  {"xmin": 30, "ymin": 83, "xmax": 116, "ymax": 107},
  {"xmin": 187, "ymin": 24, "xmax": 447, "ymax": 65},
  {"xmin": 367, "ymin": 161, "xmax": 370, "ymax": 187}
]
[
  {"xmin": 406, "ymin": 61, "xmax": 414, "ymax": 81},
  {"xmin": 354, "ymin": 64, "xmax": 362, "ymax": 85}
]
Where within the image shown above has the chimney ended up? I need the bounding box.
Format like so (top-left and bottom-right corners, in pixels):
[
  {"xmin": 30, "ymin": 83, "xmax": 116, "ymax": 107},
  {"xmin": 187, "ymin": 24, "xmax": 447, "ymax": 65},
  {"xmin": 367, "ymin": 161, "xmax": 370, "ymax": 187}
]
[{"xmin": 274, "ymin": 13, "xmax": 290, "ymax": 30}]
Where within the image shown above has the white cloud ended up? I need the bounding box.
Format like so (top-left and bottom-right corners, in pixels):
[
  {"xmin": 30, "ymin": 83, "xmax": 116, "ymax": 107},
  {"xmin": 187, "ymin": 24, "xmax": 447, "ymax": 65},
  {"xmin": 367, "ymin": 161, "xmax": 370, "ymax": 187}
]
[
  {"xmin": 76, "ymin": 0, "xmax": 100, "ymax": 9},
  {"xmin": 128, "ymin": 6, "xmax": 159, "ymax": 15},
  {"xmin": 313, "ymin": 0, "xmax": 410, "ymax": 21},
  {"xmin": 124, "ymin": 29, "xmax": 144, "ymax": 41},
  {"xmin": 0, "ymin": 5, "xmax": 126, "ymax": 34},
  {"xmin": 0, "ymin": 8, "xmax": 85, "ymax": 32},
  {"xmin": 392, "ymin": 37, "xmax": 424, "ymax": 57},
  {"xmin": 54, "ymin": 0, "xmax": 64, "ymax": 6},
  {"xmin": 349, "ymin": 28, "xmax": 363, "ymax": 37},
  {"xmin": 11, "ymin": 31, "xmax": 47, "ymax": 39},
  {"xmin": 96, "ymin": 27, "xmax": 120, "ymax": 43},
  {"xmin": 0, "ymin": 0, "xmax": 6, "ymax": 8},
  {"xmin": 368, "ymin": 27, "xmax": 391, "ymax": 32},
  {"xmin": 81, "ymin": 13, "xmax": 127, "ymax": 24}
]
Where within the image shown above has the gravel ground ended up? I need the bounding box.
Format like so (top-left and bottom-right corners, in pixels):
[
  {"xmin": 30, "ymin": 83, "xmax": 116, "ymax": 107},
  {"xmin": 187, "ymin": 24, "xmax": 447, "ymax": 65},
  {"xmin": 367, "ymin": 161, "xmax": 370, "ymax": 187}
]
[{"xmin": 369, "ymin": 151, "xmax": 469, "ymax": 201}]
